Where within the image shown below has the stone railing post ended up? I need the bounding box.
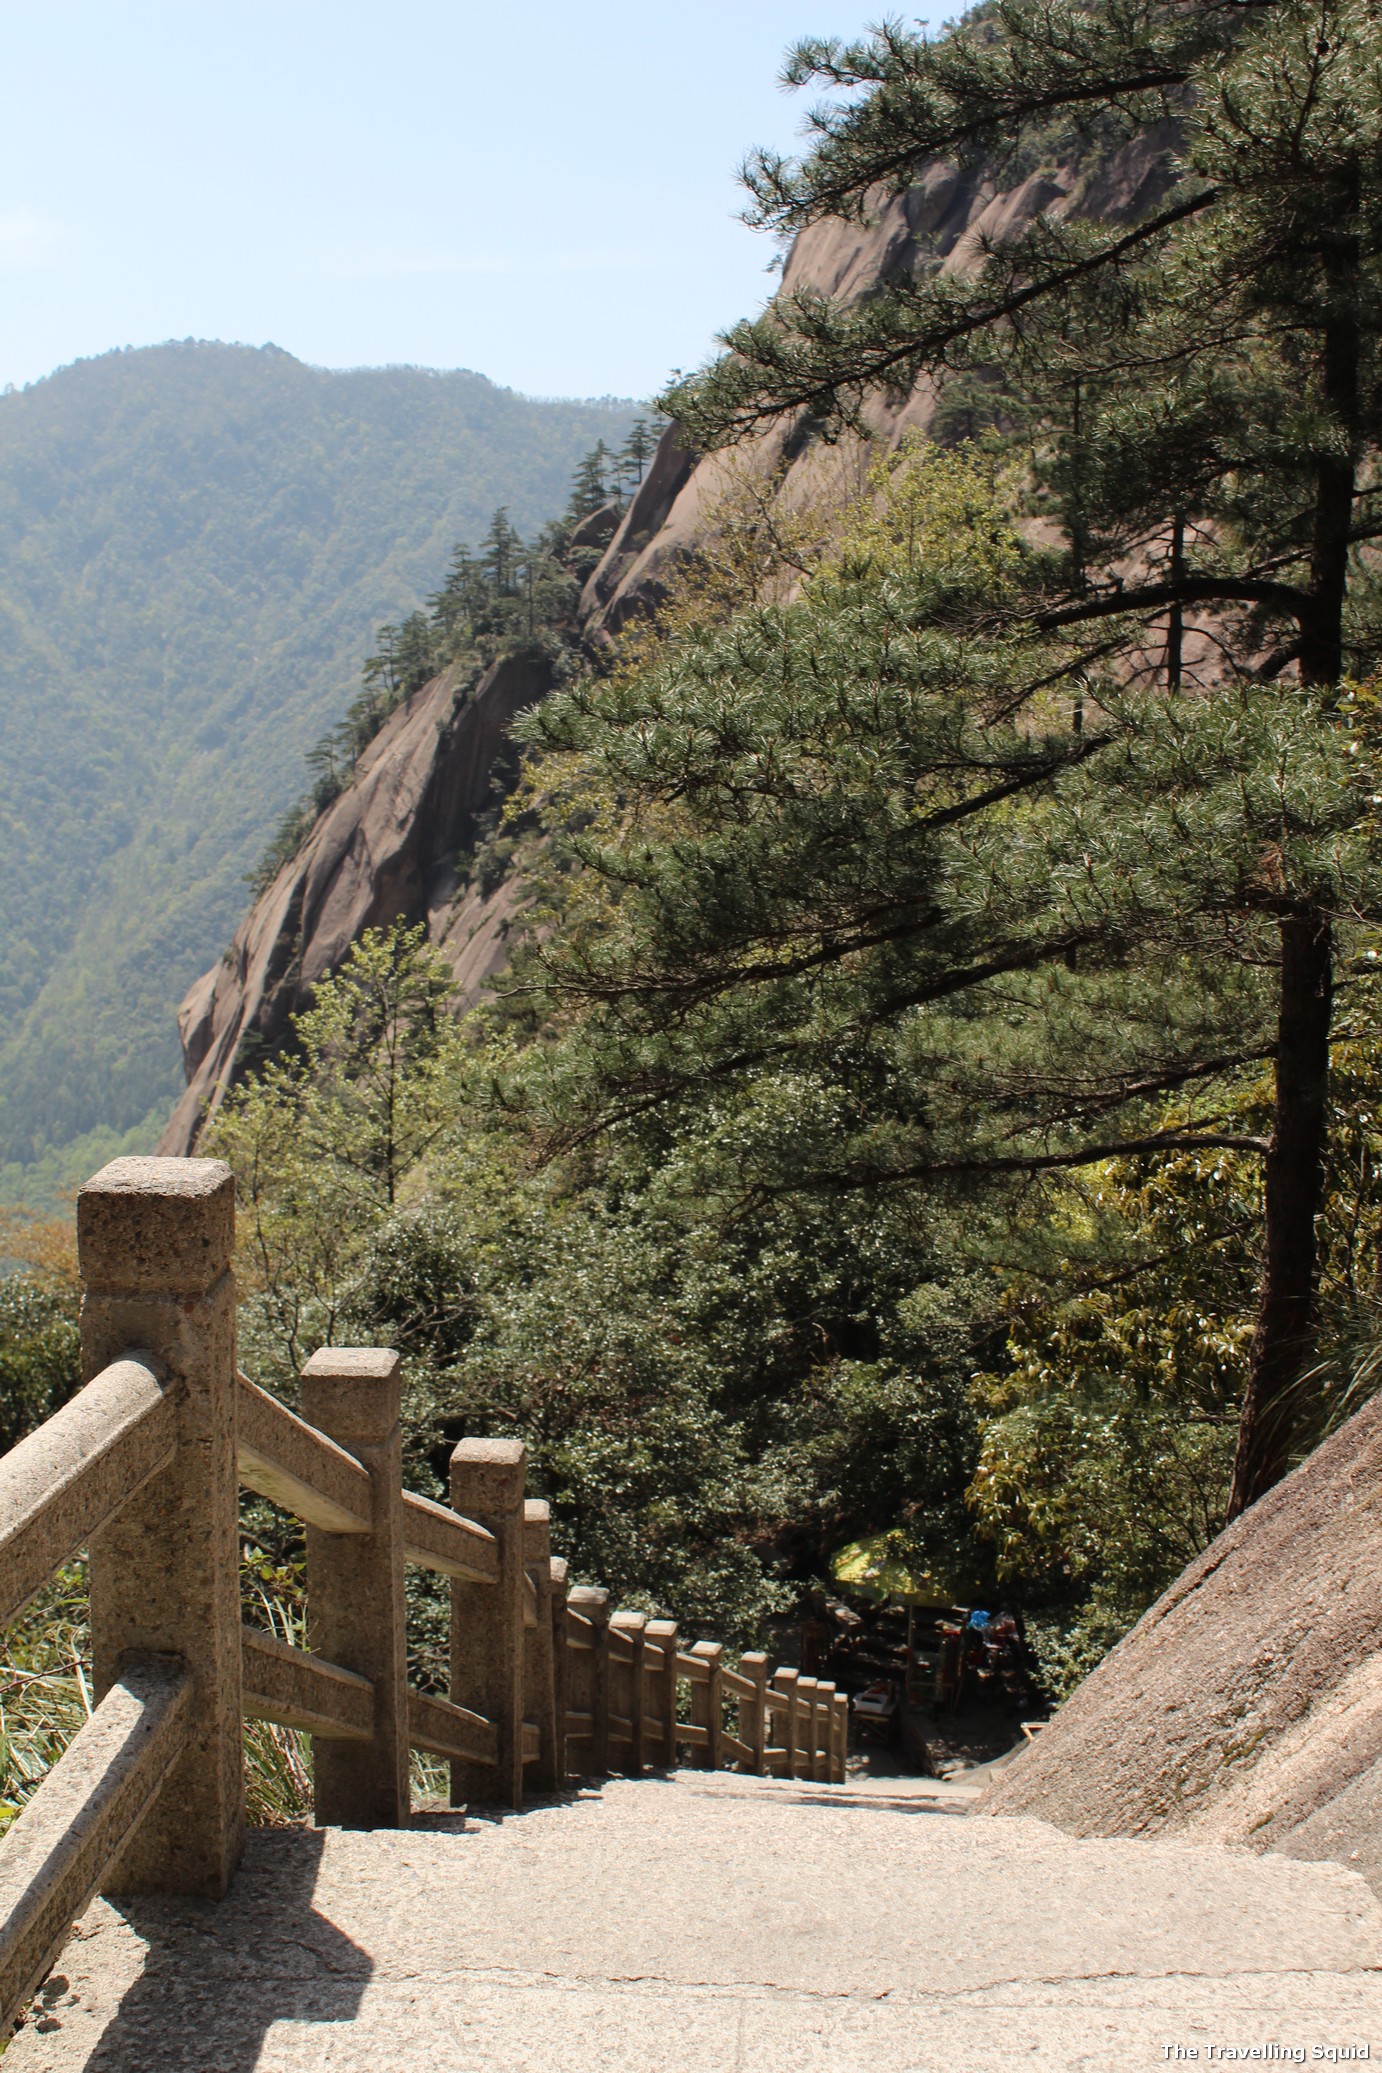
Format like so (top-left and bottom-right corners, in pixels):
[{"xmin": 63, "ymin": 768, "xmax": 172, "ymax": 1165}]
[
  {"xmin": 581, "ymin": 1588, "xmax": 611, "ymax": 1775},
  {"xmin": 78, "ymin": 1155, "xmax": 243, "ymax": 1897},
  {"xmin": 611, "ymin": 1612, "xmax": 647, "ymax": 1775},
  {"xmin": 773, "ymin": 1668, "xmax": 800, "ymax": 1780},
  {"xmin": 523, "ymin": 1500, "xmax": 558, "ymax": 1792},
  {"xmin": 814, "ymin": 1680, "xmax": 838, "ymax": 1782},
  {"xmin": 549, "ymin": 1557, "xmax": 569, "ymax": 1788},
  {"xmin": 798, "ymin": 1676, "xmax": 820, "ymax": 1781},
  {"xmin": 740, "ymin": 1652, "xmax": 769, "ymax": 1775},
  {"xmin": 449, "ymin": 1438, "xmax": 526, "ymax": 1810},
  {"xmin": 300, "ymin": 1348, "xmax": 408, "ymax": 1829},
  {"xmin": 646, "ymin": 1619, "xmax": 678, "ymax": 1769},
  {"xmin": 691, "ymin": 1641, "xmax": 724, "ymax": 1769}
]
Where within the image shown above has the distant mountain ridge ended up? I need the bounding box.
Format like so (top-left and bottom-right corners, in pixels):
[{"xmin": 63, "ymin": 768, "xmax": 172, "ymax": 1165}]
[{"xmin": 0, "ymin": 340, "xmax": 637, "ymax": 1197}]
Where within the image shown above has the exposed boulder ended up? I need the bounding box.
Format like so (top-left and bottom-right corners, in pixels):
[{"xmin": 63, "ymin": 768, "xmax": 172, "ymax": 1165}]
[
  {"xmin": 978, "ymin": 1395, "xmax": 1382, "ymax": 1895},
  {"xmin": 158, "ymin": 649, "xmax": 549, "ymax": 1153},
  {"xmin": 565, "ymin": 500, "xmax": 622, "ymax": 557}
]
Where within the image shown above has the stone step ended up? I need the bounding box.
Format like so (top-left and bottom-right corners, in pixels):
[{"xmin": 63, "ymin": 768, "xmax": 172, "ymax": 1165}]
[{"xmin": 12, "ymin": 1773, "xmax": 1382, "ymax": 2071}]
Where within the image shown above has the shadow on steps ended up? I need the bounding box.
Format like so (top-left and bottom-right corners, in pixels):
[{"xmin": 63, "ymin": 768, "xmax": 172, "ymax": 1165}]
[{"xmin": 24, "ymin": 1831, "xmax": 368, "ymax": 2073}]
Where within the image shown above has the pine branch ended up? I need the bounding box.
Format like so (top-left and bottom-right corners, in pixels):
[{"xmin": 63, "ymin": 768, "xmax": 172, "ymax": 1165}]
[{"xmin": 780, "ymin": 1130, "xmax": 1271, "ymax": 1196}]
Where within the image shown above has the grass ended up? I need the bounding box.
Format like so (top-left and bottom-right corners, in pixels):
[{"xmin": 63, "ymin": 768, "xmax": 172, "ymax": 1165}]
[
  {"xmin": 0, "ymin": 1565, "xmax": 90, "ymax": 1836},
  {"xmin": 2, "ymin": 1549, "xmax": 454, "ymax": 1839}
]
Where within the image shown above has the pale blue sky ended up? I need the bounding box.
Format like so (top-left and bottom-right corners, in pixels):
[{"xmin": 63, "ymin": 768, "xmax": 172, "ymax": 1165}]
[{"xmin": 0, "ymin": 3, "xmax": 932, "ymax": 402}]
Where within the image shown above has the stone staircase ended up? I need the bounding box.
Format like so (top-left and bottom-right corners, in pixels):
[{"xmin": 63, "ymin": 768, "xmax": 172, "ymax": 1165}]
[
  {"xmin": 12, "ymin": 1769, "xmax": 1382, "ymax": 2071},
  {"xmin": 8, "ymin": 1159, "xmax": 1382, "ymax": 2071}
]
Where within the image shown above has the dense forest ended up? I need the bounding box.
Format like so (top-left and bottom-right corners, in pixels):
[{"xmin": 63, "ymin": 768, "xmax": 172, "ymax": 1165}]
[
  {"xmin": 7, "ymin": 0, "xmax": 1382, "ymax": 1806},
  {"xmin": 0, "ymin": 343, "xmax": 638, "ymax": 1201}
]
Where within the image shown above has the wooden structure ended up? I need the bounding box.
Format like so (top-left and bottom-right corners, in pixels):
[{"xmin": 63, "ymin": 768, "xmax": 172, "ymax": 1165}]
[{"xmin": 0, "ymin": 1157, "xmax": 846, "ymax": 2035}]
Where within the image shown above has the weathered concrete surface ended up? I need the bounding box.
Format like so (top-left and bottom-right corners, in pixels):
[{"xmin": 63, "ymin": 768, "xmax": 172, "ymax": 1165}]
[
  {"xmin": 449, "ymin": 1441, "xmax": 527, "ymax": 1813},
  {"xmin": 300, "ymin": 1351, "xmax": 408, "ymax": 1833},
  {"xmin": 979, "ymin": 1393, "xmax": 1382, "ymax": 1893},
  {"xmin": 12, "ymin": 1772, "xmax": 1382, "ymax": 2071}
]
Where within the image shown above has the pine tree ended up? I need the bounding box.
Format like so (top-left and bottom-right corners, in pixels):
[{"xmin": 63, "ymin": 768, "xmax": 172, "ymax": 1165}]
[
  {"xmin": 664, "ymin": 0, "xmax": 1382, "ymax": 1514},
  {"xmin": 565, "ymin": 444, "xmax": 613, "ymax": 526},
  {"xmin": 479, "ymin": 507, "xmax": 523, "ymax": 597},
  {"xmin": 428, "ymin": 543, "xmax": 486, "ymax": 644},
  {"xmin": 614, "ymin": 418, "xmax": 658, "ymax": 502}
]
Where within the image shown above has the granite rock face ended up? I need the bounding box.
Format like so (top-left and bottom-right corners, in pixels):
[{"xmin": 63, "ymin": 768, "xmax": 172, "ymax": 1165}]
[
  {"xmin": 579, "ymin": 131, "xmax": 1176, "ymax": 637},
  {"xmin": 979, "ymin": 1393, "xmax": 1382, "ymax": 1895}
]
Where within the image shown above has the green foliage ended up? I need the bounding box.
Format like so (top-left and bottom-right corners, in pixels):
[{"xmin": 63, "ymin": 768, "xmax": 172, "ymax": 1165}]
[
  {"xmin": 197, "ymin": 909, "xmax": 997, "ymax": 1640},
  {"xmin": 668, "ymin": 0, "xmax": 1382, "ymax": 1512},
  {"xmin": 338, "ymin": 1115, "xmax": 998, "ymax": 1640},
  {"xmin": 0, "ymin": 1273, "xmax": 80, "ymax": 1453},
  {"xmin": 0, "ymin": 1560, "xmax": 312, "ymax": 1840},
  {"xmin": 614, "ymin": 417, "xmax": 660, "ymax": 500},
  {"xmin": 0, "ymin": 341, "xmax": 639, "ymax": 1194},
  {"xmin": 966, "ymin": 1026, "xmax": 1382, "ymax": 1690},
  {"xmin": 483, "ymin": 437, "xmax": 1382, "ymax": 1656},
  {"xmin": 564, "ymin": 417, "xmax": 666, "ymax": 528},
  {"xmin": 670, "ymin": 0, "xmax": 1382, "ymax": 687},
  {"xmin": 206, "ymin": 926, "xmax": 468, "ymax": 1387},
  {"xmin": 566, "ymin": 441, "xmax": 615, "ymax": 524},
  {"xmin": 507, "ymin": 445, "xmax": 1381, "ymax": 1200}
]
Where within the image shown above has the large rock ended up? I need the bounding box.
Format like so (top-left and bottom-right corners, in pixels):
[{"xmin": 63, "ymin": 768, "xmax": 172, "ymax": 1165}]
[
  {"xmin": 158, "ymin": 650, "xmax": 549, "ymax": 1153},
  {"xmin": 580, "ymin": 131, "xmax": 1177, "ymax": 641},
  {"xmin": 979, "ymin": 1394, "xmax": 1382, "ymax": 1893}
]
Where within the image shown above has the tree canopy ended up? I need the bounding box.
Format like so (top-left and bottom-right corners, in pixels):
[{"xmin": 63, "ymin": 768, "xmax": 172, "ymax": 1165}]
[{"xmin": 660, "ymin": 0, "xmax": 1382, "ymax": 1513}]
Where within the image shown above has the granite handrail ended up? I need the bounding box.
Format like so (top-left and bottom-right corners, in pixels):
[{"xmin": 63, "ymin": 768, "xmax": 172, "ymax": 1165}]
[{"xmin": 0, "ymin": 1155, "xmax": 849, "ymax": 2041}]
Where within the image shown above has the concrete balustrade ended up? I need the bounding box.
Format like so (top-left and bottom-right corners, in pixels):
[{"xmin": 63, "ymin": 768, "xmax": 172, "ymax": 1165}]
[
  {"xmin": 523, "ymin": 1502, "xmax": 559, "ymax": 1790},
  {"xmin": 549, "ymin": 1557, "xmax": 570, "ymax": 1784},
  {"xmin": 241, "ymin": 1627, "xmax": 375, "ymax": 1741},
  {"xmin": 79, "ymin": 1157, "xmax": 244, "ymax": 1901},
  {"xmin": 566, "ymin": 1584, "xmax": 611, "ymax": 1776},
  {"xmin": 0, "ymin": 1356, "xmax": 175, "ymax": 1632},
  {"xmin": 0, "ymin": 1155, "xmax": 852, "ymax": 2042},
  {"xmin": 236, "ymin": 1371, "xmax": 371, "ymax": 1535},
  {"xmin": 647, "ymin": 1618, "xmax": 679, "ymax": 1768},
  {"xmin": 447, "ymin": 1439, "xmax": 526, "ymax": 1810},
  {"xmin": 0, "ymin": 1656, "xmax": 192, "ymax": 2029},
  {"xmin": 300, "ymin": 1349, "xmax": 409, "ymax": 1830}
]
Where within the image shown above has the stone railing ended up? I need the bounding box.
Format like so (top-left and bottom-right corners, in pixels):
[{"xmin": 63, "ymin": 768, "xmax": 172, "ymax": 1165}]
[{"xmin": 0, "ymin": 1157, "xmax": 846, "ymax": 2036}]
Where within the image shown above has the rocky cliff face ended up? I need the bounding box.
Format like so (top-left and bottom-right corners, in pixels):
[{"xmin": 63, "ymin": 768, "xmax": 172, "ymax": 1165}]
[
  {"xmin": 160, "ymin": 130, "xmax": 1176, "ymax": 1154},
  {"xmin": 159, "ymin": 650, "xmax": 548, "ymax": 1151},
  {"xmin": 580, "ymin": 123, "xmax": 1176, "ymax": 634}
]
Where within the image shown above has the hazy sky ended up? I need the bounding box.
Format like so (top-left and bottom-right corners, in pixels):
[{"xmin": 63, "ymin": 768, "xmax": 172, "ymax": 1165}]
[{"xmin": 0, "ymin": 2, "xmax": 931, "ymax": 402}]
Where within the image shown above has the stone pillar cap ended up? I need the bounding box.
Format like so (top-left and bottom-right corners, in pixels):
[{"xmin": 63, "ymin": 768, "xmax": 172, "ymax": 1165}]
[
  {"xmin": 79, "ymin": 1156, "xmax": 233, "ymax": 1295},
  {"xmin": 301, "ymin": 1347, "xmax": 400, "ymax": 1382}
]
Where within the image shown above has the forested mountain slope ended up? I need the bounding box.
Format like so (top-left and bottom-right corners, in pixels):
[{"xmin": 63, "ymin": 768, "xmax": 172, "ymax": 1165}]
[
  {"xmin": 0, "ymin": 341, "xmax": 635, "ymax": 1197},
  {"xmin": 162, "ymin": 125, "xmax": 1173, "ymax": 1153}
]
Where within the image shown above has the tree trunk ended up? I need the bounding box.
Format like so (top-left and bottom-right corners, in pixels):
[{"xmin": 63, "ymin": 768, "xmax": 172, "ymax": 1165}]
[
  {"xmin": 1227, "ymin": 195, "xmax": 1358, "ymax": 1519},
  {"xmin": 1165, "ymin": 514, "xmax": 1184, "ymax": 692},
  {"xmin": 1226, "ymin": 906, "xmax": 1333, "ymax": 1517}
]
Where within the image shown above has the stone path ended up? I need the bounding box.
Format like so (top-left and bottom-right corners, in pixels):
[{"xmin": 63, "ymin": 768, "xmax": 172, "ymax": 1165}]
[{"xmin": 11, "ymin": 1771, "xmax": 1382, "ymax": 2071}]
